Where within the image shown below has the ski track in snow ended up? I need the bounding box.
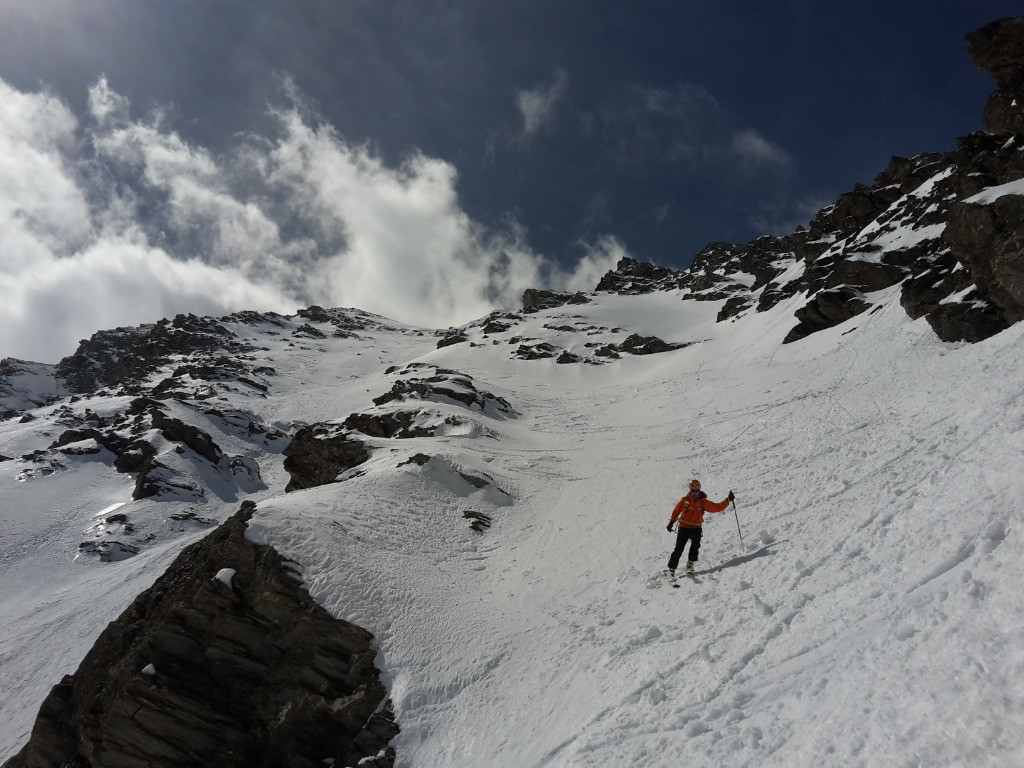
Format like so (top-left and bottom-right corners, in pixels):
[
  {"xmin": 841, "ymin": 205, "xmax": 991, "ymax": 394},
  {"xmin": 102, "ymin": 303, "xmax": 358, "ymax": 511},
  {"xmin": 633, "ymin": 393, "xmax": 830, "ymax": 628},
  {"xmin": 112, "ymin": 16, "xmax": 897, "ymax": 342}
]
[{"xmin": 2, "ymin": 291, "xmax": 1024, "ymax": 767}]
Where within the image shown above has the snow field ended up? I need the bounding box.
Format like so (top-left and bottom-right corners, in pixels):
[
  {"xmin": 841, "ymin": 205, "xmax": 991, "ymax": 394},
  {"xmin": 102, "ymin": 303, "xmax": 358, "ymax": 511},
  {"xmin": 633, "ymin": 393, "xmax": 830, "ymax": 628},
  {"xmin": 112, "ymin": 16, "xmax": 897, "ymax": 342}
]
[
  {"xmin": 2, "ymin": 291, "xmax": 1022, "ymax": 766},
  {"xmin": 248, "ymin": 292, "xmax": 1024, "ymax": 766}
]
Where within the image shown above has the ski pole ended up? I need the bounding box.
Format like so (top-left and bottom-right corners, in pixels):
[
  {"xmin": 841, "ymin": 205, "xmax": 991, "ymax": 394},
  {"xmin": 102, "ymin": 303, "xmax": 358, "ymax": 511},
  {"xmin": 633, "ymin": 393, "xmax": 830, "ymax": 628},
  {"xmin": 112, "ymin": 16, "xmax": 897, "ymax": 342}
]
[{"xmin": 731, "ymin": 496, "xmax": 744, "ymax": 550}]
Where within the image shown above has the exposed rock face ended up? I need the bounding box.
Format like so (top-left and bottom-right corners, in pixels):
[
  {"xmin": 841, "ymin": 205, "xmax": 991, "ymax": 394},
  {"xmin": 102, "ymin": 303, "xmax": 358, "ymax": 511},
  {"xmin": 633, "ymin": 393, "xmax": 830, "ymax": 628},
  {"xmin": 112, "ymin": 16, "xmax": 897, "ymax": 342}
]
[
  {"xmin": 595, "ymin": 258, "xmax": 683, "ymax": 295},
  {"xmin": 344, "ymin": 410, "xmax": 456, "ymax": 439},
  {"xmin": 967, "ymin": 17, "xmax": 1024, "ymax": 135},
  {"xmin": 3, "ymin": 502, "xmax": 398, "ymax": 768},
  {"xmin": 56, "ymin": 314, "xmax": 253, "ymax": 394},
  {"xmin": 522, "ymin": 289, "xmax": 590, "ymax": 312},
  {"xmin": 784, "ymin": 288, "xmax": 872, "ymax": 344},
  {"xmin": 617, "ymin": 334, "xmax": 687, "ymax": 356},
  {"xmin": 436, "ymin": 330, "xmax": 468, "ymax": 348},
  {"xmin": 282, "ymin": 425, "xmax": 370, "ymax": 492},
  {"xmin": 372, "ymin": 371, "xmax": 514, "ymax": 416},
  {"xmin": 945, "ymin": 189, "xmax": 1024, "ymax": 326}
]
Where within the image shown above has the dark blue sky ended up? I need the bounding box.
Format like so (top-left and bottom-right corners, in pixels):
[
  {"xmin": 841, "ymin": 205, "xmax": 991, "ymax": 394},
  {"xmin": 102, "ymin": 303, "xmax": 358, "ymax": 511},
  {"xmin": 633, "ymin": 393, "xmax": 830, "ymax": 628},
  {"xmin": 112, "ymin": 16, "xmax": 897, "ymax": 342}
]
[{"xmin": 0, "ymin": 1, "xmax": 1018, "ymax": 269}]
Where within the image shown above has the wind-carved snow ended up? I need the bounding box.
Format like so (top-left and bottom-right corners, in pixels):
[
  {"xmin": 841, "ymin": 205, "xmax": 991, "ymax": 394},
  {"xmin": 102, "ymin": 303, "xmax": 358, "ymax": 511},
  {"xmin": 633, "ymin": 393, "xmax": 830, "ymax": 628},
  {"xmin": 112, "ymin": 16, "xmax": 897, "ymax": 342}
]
[{"xmin": 2, "ymin": 291, "xmax": 1024, "ymax": 767}]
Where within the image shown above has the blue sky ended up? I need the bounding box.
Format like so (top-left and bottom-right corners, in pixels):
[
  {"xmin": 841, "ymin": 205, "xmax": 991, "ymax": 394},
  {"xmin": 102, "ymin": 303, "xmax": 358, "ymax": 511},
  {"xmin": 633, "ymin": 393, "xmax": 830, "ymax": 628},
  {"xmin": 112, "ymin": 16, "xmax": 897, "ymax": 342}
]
[{"xmin": 0, "ymin": 1, "xmax": 1019, "ymax": 360}]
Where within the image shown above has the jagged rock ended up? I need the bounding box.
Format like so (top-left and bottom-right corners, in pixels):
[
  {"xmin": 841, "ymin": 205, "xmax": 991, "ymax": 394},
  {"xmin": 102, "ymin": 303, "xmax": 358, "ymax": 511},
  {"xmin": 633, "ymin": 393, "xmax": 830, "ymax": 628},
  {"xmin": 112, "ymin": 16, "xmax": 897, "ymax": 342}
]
[
  {"xmin": 718, "ymin": 296, "xmax": 753, "ymax": 321},
  {"xmin": 514, "ymin": 342, "xmax": 560, "ymax": 360},
  {"xmin": 522, "ymin": 289, "xmax": 590, "ymax": 312},
  {"xmin": 967, "ymin": 17, "xmax": 1024, "ymax": 135},
  {"xmin": 593, "ymin": 346, "xmax": 621, "ymax": 359},
  {"xmin": 925, "ymin": 297, "xmax": 1010, "ymax": 343},
  {"xmin": 113, "ymin": 440, "xmax": 158, "ymax": 474},
  {"xmin": 463, "ymin": 510, "xmax": 493, "ymax": 532},
  {"xmin": 482, "ymin": 320, "xmax": 512, "ymax": 335},
  {"xmin": 133, "ymin": 458, "xmax": 205, "ymax": 500},
  {"xmin": 150, "ymin": 412, "xmax": 222, "ymax": 465},
  {"xmin": 372, "ymin": 373, "xmax": 513, "ymax": 415},
  {"xmin": 596, "ymin": 257, "xmax": 684, "ymax": 295},
  {"xmin": 343, "ymin": 411, "xmax": 443, "ymax": 439},
  {"xmin": 900, "ymin": 253, "xmax": 970, "ymax": 320},
  {"xmin": 223, "ymin": 309, "xmax": 290, "ymax": 328},
  {"xmin": 556, "ymin": 351, "xmax": 582, "ymax": 364},
  {"xmin": 76, "ymin": 540, "xmax": 139, "ymax": 562},
  {"xmin": 945, "ymin": 194, "xmax": 1024, "ymax": 325},
  {"xmin": 294, "ymin": 306, "xmax": 378, "ymax": 336},
  {"xmin": 4, "ymin": 502, "xmax": 398, "ymax": 768},
  {"xmin": 618, "ymin": 334, "xmax": 685, "ymax": 355},
  {"xmin": 56, "ymin": 314, "xmax": 251, "ymax": 394},
  {"xmin": 436, "ymin": 331, "xmax": 468, "ymax": 348},
  {"xmin": 293, "ymin": 323, "xmax": 327, "ymax": 340},
  {"xmin": 282, "ymin": 425, "xmax": 370, "ymax": 492},
  {"xmin": 398, "ymin": 453, "xmax": 433, "ymax": 467},
  {"xmin": 784, "ymin": 287, "xmax": 872, "ymax": 343}
]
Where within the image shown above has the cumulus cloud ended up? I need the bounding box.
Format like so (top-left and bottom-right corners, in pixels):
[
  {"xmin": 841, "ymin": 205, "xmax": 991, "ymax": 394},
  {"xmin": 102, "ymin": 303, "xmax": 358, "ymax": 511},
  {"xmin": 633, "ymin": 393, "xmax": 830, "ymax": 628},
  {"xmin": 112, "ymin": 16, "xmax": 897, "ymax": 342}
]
[
  {"xmin": 0, "ymin": 77, "xmax": 619, "ymax": 363},
  {"xmin": 516, "ymin": 69, "xmax": 568, "ymax": 137}
]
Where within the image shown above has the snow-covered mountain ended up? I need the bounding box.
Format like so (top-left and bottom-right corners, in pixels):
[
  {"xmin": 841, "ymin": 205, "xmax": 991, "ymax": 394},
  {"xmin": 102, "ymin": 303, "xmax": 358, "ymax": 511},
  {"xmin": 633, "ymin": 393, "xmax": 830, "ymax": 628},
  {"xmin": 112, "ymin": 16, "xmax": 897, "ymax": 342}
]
[{"xmin": 2, "ymin": 15, "xmax": 1024, "ymax": 768}]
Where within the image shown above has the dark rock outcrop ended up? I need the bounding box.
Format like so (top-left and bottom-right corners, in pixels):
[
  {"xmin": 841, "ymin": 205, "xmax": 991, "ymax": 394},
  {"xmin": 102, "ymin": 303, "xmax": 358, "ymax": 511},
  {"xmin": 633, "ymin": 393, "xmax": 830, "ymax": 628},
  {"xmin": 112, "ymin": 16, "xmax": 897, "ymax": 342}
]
[
  {"xmin": 522, "ymin": 289, "xmax": 590, "ymax": 312},
  {"xmin": 967, "ymin": 17, "xmax": 1024, "ymax": 135},
  {"xmin": 944, "ymin": 193, "xmax": 1024, "ymax": 325},
  {"xmin": 3, "ymin": 502, "xmax": 398, "ymax": 768},
  {"xmin": 436, "ymin": 331, "xmax": 468, "ymax": 348},
  {"xmin": 372, "ymin": 371, "xmax": 513, "ymax": 416},
  {"xmin": 56, "ymin": 314, "xmax": 252, "ymax": 394},
  {"xmin": 783, "ymin": 288, "xmax": 872, "ymax": 344},
  {"xmin": 617, "ymin": 334, "xmax": 686, "ymax": 356},
  {"xmin": 282, "ymin": 425, "xmax": 370, "ymax": 492},
  {"xmin": 514, "ymin": 342, "xmax": 560, "ymax": 360},
  {"xmin": 343, "ymin": 410, "xmax": 455, "ymax": 439},
  {"xmin": 595, "ymin": 258, "xmax": 684, "ymax": 295}
]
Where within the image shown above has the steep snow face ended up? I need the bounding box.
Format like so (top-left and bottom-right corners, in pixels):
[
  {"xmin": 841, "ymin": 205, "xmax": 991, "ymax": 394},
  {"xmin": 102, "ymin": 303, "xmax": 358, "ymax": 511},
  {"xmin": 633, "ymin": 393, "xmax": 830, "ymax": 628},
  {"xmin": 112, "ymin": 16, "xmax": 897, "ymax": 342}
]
[{"xmin": 2, "ymin": 286, "xmax": 1024, "ymax": 767}]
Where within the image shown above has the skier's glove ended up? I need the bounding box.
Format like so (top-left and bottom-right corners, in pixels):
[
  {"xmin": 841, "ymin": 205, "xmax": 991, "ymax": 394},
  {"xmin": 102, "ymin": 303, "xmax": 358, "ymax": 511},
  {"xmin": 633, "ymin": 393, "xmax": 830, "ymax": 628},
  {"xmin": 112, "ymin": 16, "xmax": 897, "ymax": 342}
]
[
  {"xmin": 666, "ymin": 523, "xmax": 674, "ymax": 532},
  {"xmin": 728, "ymin": 490, "xmax": 735, "ymax": 501}
]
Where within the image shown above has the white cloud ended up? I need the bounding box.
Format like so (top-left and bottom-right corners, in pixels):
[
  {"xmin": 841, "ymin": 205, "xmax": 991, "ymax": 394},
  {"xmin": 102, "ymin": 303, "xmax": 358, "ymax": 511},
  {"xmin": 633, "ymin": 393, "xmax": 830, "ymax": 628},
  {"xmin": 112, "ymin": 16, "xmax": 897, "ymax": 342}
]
[
  {"xmin": 0, "ymin": 77, "xmax": 616, "ymax": 363},
  {"xmin": 729, "ymin": 129, "xmax": 792, "ymax": 168},
  {"xmin": 564, "ymin": 236, "xmax": 627, "ymax": 293},
  {"xmin": 516, "ymin": 69, "xmax": 568, "ymax": 137}
]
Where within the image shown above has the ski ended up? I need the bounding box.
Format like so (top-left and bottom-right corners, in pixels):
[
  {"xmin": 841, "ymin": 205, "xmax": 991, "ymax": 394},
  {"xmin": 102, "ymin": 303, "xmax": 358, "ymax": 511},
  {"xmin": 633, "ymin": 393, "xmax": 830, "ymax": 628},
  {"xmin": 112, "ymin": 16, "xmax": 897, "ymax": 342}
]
[{"xmin": 663, "ymin": 569, "xmax": 681, "ymax": 588}]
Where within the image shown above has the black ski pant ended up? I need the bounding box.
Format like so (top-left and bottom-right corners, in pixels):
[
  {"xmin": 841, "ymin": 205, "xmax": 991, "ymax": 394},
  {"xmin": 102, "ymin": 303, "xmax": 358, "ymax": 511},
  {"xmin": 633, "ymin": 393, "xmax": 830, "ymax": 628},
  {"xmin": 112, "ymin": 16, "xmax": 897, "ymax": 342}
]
[{"xmin": 668, "ymin": 526, "xmax": 702, "ymax": 569}]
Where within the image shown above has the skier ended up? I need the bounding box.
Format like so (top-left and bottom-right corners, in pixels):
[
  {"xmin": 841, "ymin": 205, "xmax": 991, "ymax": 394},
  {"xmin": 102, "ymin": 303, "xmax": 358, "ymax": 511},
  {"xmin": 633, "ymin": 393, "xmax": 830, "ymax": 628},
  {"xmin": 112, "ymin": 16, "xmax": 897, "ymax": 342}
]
[{"xmin": 665, "ymin": 479, "xmax": 735, "ymax": 577}]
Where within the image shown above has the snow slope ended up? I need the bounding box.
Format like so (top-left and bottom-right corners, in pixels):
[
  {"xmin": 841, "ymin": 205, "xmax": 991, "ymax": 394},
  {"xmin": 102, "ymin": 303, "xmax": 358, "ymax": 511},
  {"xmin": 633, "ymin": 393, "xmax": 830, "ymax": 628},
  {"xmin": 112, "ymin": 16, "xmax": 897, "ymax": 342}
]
[{"xmin": 2, "ymin": 285, "xmax": 1023, "ymax": 767}]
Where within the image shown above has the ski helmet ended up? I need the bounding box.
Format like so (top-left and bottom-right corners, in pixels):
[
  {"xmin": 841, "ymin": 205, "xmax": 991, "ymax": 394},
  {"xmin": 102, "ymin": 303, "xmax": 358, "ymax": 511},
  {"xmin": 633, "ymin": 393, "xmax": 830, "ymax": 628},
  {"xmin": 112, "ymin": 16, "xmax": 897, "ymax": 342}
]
[{"xmin": 689, "ymin": 479, "xmax": 701, "ymax": 489}]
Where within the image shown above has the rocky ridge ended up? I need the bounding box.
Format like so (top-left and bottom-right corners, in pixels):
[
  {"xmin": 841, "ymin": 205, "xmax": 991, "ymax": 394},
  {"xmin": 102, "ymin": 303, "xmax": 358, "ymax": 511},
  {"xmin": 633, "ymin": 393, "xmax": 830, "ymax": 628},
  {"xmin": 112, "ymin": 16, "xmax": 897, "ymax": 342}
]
[
  {"xmin": 2, "ymin": 501, "xmax": 398, "ymax": 768},
  {"xmin": 588, "ymin": 17, "xmax": 1024, "ymax": 345}
]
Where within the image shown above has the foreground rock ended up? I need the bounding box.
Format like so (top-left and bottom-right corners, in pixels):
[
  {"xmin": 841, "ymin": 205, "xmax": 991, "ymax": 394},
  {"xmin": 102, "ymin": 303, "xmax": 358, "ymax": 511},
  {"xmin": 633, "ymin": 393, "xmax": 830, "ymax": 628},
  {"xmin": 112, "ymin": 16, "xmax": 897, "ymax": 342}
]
[{"xmin": 3, "ymin": 502, "xmax": 398, "ymax": 768}]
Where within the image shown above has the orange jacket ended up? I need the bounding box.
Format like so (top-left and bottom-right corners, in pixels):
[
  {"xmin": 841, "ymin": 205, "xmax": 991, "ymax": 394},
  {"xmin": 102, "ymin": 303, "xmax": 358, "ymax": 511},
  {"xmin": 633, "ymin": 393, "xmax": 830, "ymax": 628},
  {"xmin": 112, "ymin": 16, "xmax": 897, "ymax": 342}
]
[{"xmin": 669, "ymin": 491, "xmax": 730, "ymax": 529}]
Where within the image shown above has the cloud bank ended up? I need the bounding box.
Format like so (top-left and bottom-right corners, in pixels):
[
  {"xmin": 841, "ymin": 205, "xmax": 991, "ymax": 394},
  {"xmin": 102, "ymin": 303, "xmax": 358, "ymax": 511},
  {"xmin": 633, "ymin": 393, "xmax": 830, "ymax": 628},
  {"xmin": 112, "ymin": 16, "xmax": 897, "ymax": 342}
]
[{"xmin": 0, "ymin": 77, "xmax": 619, "ymax": 363}]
